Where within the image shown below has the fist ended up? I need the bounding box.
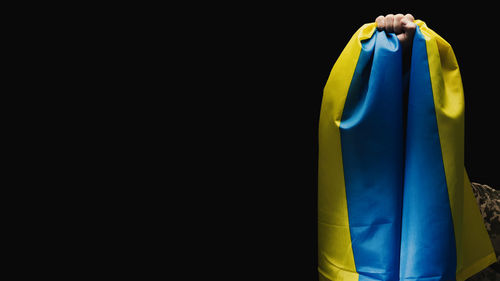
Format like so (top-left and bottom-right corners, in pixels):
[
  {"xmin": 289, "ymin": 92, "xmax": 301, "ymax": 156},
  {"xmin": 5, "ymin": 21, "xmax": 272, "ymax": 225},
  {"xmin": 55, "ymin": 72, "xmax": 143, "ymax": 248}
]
[{"xmin": 375, "ymin": 14, "xmax": 416, "ymax": 48}]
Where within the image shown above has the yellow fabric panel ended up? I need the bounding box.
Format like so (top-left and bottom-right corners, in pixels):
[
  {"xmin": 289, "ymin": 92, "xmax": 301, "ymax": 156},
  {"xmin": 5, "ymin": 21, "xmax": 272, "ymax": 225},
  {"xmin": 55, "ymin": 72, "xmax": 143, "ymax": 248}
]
[
  {"xmin": 318, "ymin": 22, "xmax": 376, "ymax": 281},
  {"xmin": 418, "ymin": 19, "xmax": 466, "ymax": 274},
  {"xmin": 418, "ymin": 20, "xmax": 496, "ymax": 279}
]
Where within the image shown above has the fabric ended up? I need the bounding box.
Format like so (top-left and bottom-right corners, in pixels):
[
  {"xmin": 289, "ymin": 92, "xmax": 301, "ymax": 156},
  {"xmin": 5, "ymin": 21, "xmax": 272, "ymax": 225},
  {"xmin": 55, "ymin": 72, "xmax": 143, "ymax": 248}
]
[{"xmin": 318, "ymin": 20, "xmax": 496, "ymax": 281}]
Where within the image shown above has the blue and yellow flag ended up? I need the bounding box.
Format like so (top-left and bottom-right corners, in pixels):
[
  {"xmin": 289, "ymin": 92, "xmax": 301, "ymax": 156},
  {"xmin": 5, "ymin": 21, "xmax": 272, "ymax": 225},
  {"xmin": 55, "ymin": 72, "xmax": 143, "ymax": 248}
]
[{"xmin": 318, "ymin": 20, "xmax": 496, "ymax": 281}]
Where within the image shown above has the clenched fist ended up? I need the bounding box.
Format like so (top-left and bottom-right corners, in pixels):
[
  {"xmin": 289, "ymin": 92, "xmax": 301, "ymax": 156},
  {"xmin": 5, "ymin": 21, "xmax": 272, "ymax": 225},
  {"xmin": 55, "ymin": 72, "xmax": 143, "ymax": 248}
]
[{"xmin": 375, "ymin": 13, "xmax": 417, "ymax": 68}]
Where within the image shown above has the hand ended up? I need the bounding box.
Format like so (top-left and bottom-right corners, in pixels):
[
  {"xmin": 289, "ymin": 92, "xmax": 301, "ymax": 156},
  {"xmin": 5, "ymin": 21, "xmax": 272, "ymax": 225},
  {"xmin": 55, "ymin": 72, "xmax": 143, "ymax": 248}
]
[
  {"xmin": 375, "ymin": 14, "xmax": 416, "ymax": 49},
  {"xmin": 375, "ymin": 14, "xmax": 416, "ymax": 70}
]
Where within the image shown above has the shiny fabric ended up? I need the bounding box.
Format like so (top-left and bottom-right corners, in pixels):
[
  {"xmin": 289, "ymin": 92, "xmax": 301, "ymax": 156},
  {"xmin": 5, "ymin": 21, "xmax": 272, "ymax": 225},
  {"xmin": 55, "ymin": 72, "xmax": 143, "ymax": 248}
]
[
  {"xmin": 318, "ymin": 20, "xmax": 496, "ymax": 281},
  {"xmin": 399, "ymin": 25, "xmax": 456, "ymax": 280},
  {"xmin": 340, "ymin": 29, "xmax": 404, "ymax": 281}
]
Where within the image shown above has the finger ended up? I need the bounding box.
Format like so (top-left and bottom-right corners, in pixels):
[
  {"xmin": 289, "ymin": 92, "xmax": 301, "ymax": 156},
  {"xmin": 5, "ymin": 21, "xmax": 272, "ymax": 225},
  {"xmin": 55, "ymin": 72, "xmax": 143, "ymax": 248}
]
[
  {"xmin": 384, "ymin": 14, "xmax": 395, "ymax": 33},
  {"xmin": 375, "ymin": 15, "xmax": 385, "ymax": 30},
  {"xmin": 404, "ymin": 14, "xmax": 415, "ymax": 22},
  {"xmin": 393, "ymin": 14, "xmax": 404, "ymax": 34}
]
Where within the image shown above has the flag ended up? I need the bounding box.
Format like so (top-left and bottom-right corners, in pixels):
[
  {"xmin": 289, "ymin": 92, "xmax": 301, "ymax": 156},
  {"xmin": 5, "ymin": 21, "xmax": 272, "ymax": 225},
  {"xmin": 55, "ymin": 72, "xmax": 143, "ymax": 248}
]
[{"xmin": 318, "ymin": 20, "xmax": 496, "ymax": 281}]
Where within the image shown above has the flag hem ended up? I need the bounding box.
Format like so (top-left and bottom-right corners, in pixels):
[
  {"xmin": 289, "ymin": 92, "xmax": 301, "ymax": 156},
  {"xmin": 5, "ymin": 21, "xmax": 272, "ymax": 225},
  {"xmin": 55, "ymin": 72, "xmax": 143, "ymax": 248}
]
[{"xmin": 456, "ymin": 252, "xmax": 497, "ymax": 281}]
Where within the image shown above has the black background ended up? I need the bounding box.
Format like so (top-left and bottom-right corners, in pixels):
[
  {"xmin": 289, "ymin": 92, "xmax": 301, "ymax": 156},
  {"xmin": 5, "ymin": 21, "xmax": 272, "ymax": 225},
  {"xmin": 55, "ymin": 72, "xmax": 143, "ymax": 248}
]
[{"xmin": 202, "ymin": 5, "xmax": 499, "ymax": 280}]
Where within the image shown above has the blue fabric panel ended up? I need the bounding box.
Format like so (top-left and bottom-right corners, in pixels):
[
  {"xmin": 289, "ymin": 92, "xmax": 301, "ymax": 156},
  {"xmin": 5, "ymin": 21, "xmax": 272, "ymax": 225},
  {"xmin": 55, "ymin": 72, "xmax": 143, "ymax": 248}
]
[
  {"xmin": 340, "ymin": 30, "xmax": 404, "ymax": 281},
  {"xmin": 399, "ymin": 26, "xmax": 457, "ymax": 281}
]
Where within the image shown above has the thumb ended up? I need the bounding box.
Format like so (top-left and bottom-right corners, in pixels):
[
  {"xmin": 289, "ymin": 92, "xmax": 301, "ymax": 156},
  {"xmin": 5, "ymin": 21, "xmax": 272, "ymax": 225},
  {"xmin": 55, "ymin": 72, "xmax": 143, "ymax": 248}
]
[
  {"xmin": 401, "ymin": 19, "xmax": 416, "ymax": 39},
  {"xmin": 397, "ymin": 19, "xmax": 416, "ymax": 45}
]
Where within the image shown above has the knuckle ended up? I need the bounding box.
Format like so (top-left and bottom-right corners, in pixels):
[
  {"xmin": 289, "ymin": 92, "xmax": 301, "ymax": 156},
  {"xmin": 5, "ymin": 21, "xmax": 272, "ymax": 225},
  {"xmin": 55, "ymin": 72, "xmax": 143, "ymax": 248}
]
[{"xmin": 405, "ymin": 13, "xmax": 415, "ymax": 21}]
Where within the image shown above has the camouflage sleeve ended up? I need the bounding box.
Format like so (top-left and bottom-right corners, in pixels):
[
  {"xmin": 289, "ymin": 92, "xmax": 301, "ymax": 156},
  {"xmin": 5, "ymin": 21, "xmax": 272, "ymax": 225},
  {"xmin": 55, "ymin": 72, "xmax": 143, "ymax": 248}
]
[{"xmin": 466, "ymin": 182, "xmax": 500, "ymax": 281}]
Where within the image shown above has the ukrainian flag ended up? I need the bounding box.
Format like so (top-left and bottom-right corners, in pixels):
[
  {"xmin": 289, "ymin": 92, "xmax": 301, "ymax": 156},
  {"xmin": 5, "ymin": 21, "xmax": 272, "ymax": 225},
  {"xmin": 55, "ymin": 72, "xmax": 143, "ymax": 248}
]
[{"xmin": 318, "ymin": 20, "xmax": 496, "ymax": 281}]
